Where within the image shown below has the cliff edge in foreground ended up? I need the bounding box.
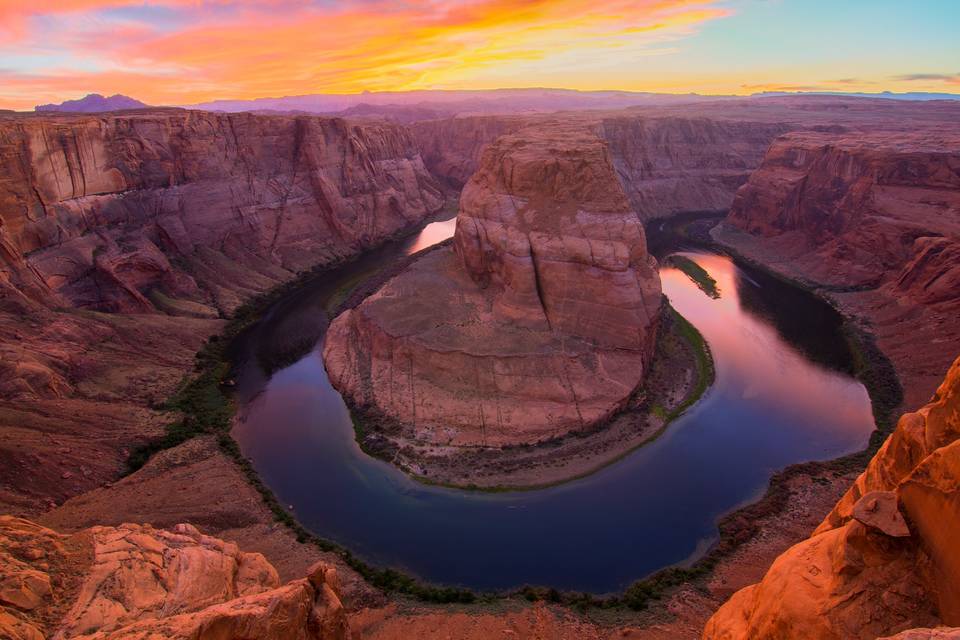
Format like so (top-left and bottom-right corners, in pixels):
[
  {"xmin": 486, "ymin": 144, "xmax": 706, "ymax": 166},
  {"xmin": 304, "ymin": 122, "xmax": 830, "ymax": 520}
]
[
  {"xmin": 704, "ymin": 355, "xmax": 960, "ymax": 640},
  {"xmin": 0, "ymin": 517, "xmax": 348, "ymax": 640}
]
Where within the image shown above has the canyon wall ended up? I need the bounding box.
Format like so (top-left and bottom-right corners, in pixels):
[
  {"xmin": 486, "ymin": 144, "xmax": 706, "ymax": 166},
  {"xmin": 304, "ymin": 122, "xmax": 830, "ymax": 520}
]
[
  {"xmin": 411, "ymin": 115, "xmax": 530, "ymax": 188},
  {"xmin": 0, "ymin": 110, "xmax": 444, "ymax": 315},
  {"xmin": 703, "ymin": 355, "xmax": 960, "ymax": 640},
  {"xmin": 718, "ymin": 130, "xmax": 960, "ymax": 407},
  {"xmin": 323, "ymin": 122, "xmax": 661, "ymax": 449},
  {"xmin": 0, "ymin": 110, "xmax": 444, "ymax": 515},
  {"xmin": 411, "ymin": 111, "xmax": 792, "ymax": 218},
  {"xmin": 598, "ymin": 115, "xmax": 792, "ymax": 219}
]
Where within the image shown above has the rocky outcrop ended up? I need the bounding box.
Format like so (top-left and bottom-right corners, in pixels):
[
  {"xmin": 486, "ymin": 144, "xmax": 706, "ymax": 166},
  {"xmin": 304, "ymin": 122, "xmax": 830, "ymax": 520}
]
[
  {"xmin": 726, "ymin": 131, "xmax": 960, "ymax": 289},
  {"xmin": 323, "ymin": 122, "xmax": 661, "ymax": 448},
  {"xmin": 0, "ymin": 516, "xmax": 348, "ymax": 640},
  {"xmin": 703, "ymin": 355, "xmax": 960, "ymax": 640},
  {"xmin": 717, "ymin": 129, "xmax": 960, "ymax": 408}
]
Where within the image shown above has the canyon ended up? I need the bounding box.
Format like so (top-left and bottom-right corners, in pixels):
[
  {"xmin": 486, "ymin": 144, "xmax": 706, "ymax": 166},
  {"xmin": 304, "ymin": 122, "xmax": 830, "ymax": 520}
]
[
  {"xmin": 2, "ymin": 356, "xmax": 958, "ymax": 638},
  {"xmin": 0, "ymin": 96, "xmax": 959, "ymax": 639},
  {"xmin": 717, "ymin": 129, "xmax": 960, "ymax": 409},
  {"xmin": 0, "ymin": 110, "xmax": 444, "ymax": 515}
]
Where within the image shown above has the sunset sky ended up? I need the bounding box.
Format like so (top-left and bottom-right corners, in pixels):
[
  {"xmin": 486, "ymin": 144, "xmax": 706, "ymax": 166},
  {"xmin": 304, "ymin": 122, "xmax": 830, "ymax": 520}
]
[{"xmin": 1, "ymin": 0, "xmax": 957, "ymax": 110}]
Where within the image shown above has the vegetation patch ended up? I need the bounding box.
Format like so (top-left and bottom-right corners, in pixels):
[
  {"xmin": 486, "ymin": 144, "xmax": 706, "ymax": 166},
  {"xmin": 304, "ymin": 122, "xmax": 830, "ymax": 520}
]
[
  {"xmin": 664, "ymin": 306, "xmax": 715, "ymax": 419},
  {"xmin": 667, "ymin": 255, "xmax": 720, "ymax": 298}
]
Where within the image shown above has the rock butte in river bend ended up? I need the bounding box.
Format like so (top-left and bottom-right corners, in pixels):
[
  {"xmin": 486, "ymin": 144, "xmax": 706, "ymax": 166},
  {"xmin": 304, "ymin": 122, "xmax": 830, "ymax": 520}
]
[
  {"xmin": 1, "ymin": 97, "xmax": 960, "ymax": 639},
  {"xmin": 323, "ymin": 122, "xmax": 662, "ymax": 446}
]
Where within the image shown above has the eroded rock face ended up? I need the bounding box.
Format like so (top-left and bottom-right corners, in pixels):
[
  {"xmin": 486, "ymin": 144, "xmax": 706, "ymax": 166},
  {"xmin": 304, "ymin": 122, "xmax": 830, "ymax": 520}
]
[
  {"xmin": 598, "ymin": 115, "xmax": 792, "ymax": 219},
  {"xmin": 703, "ymin": 356, "xmax": 960, "ymax": 640},
  {"xmin": 411, "ymin": 110, "xmax": 792, "ymax": 218},
  {"xmin": 0, "ymin": 109, "xmax": 443, "ymax": 515},
  {"xmin": 323, "ymin": 123, "xmax": 661, "ymax": 447},
  {"xmin": 727, "ymin": 132, "xmax": 960, "ymax": 289},
  {"xmin": 720, "ymin": 130, "xmax": 960, "ymax": 407},
  {"xmin": 0, "ymin": 516, "xmax": 348, "ymax": 640},
  {"xmin": 0, "ymin": 110, "xmax": 444, "ymax": 315}
]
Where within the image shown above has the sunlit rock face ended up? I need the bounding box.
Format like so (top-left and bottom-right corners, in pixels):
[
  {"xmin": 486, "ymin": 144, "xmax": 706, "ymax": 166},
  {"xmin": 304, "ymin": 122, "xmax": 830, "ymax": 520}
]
[
  {"xmin": 703, "ymin": 356, "xmax": 960, "ymax": 640},
  {"xmin": 0, "ymin": 516, "xmax": 349, "ymax": 640},
  {"xmin": 323, "ymin": 123, "xmax": 661, "ymax": 447}
]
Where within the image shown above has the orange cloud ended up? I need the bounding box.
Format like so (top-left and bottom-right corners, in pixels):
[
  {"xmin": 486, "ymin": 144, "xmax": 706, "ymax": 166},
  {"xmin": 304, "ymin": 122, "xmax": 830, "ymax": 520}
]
[{"xmin": 0, "ymin": 0, "xmax": 731, "ymax": 109}]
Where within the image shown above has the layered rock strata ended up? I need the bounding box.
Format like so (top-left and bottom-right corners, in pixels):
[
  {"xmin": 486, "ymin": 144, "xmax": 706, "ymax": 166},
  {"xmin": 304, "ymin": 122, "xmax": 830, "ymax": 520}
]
[
  {"xmin": 719, "ymin": 130, "xmax": 960, "ymax": 408},
  {"xmin": 0, "ymin": 110, "xmax": 443, "ymax": 315},
  {"xmin": 411, "ymin": 110, "xmax": 791, "ymax": 218},
  {"xmin": 324, "ymin": 123, "xmax": 661, "ymax": 447},
  {"xmin": 703, "ymin": 355, "xmax": 960, "ymax": 639}
]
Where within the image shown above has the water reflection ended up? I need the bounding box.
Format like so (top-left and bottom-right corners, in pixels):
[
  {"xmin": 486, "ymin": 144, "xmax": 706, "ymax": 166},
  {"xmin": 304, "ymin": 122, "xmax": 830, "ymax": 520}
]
[
  {"xmin": 231, "ymin": 244, "xmax": 875, "ymax": 592},
  {"xmin": 407, "ymin": 217, "xmax": 458, "ymax": 254},
  {"xmin": 664, "ymin": 253, "xmax": 872, "ymax": 442}
]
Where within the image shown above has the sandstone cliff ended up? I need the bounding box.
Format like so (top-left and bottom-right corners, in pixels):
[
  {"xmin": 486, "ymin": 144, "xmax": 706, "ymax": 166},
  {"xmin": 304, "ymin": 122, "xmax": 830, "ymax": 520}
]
[
  {"xmin": 598, "ymin": 115, "xmax": 792, "ymax": 219},
  {"xmin": 0, "ymin": 110, "xmax": 444, "ymax": 515},
  {"xmin": 411, "ymin": 110, "xmax": 791, "ymax": 219},
  {"xmin": 718, "ymin": 129, "xmax": 960, "ymax": 408},
  {"xmin": 703, "ymin": 355, "xmax": 960, "ymax": 640},
  {"xmin": 323, "ymin": 122, "xmax": 661, "ymax": 449},
  {"xmin": 0, "ymin": 110, "xmax": 443, "ymax": 315}
]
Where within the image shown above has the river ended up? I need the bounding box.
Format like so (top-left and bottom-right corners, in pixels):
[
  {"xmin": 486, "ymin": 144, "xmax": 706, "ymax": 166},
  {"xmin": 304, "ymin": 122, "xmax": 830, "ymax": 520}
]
[{"xmin": 231, "ymin": 216, "xmax": 874, "ymax": 593}]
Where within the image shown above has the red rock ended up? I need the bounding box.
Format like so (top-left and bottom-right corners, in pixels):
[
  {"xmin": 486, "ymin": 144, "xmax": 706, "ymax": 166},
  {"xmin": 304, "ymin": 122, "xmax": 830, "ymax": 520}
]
[
  {"xmin": 0, "ymin": 110, "xmax": 444, "ymax": 315},
  {"xmin": 0, "ymin": 109, "xmax": 445, "ymax": 515},
  {"xmin": 412, "ymin": 109, "xmax": 793, "ymax": 218},
  {"xmin": 881, "ymin": 629, "xmax": 960, "ymax": 640},
  {"xmin": 324, "ymin": 122, "xmax": 661, "ymax": 448},
  {"xmin": 719, "ymin": 129, "xmax": 960, "ymax": 408},
  {"xmin": 851, "ymin": 491, "xmax": 909, "ymax": 537},
  {"xmin": 0, "ymin": 516, "xmax": 348, "ymax": 640}
]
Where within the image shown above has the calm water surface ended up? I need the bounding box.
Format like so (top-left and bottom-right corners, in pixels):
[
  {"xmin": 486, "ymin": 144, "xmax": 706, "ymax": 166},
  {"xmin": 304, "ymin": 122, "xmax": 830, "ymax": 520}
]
[{"xmin": 232, "ymin": 220, "xmax": 874, "ymax": 593}]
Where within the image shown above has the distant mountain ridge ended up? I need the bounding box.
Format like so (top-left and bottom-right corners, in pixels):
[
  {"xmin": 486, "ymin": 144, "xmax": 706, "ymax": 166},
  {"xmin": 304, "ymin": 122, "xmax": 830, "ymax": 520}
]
[
  {"xmin": 35, "ymin": 93, "xmax": 149, "ymax": 113},
  {"xmin": 28, "ymin": 88, "xmax": 960, "ymax": 117},
  {"xmin": 186, "ymin": 88, "xmax": 729, "ymax": 114},
  {"xmin": 754, "ymin": 90, "xmax": 960, "ymax": 101},
  {"xmin": 185, "ymin": 87, "xmax": 960, "ymax": 116}
]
